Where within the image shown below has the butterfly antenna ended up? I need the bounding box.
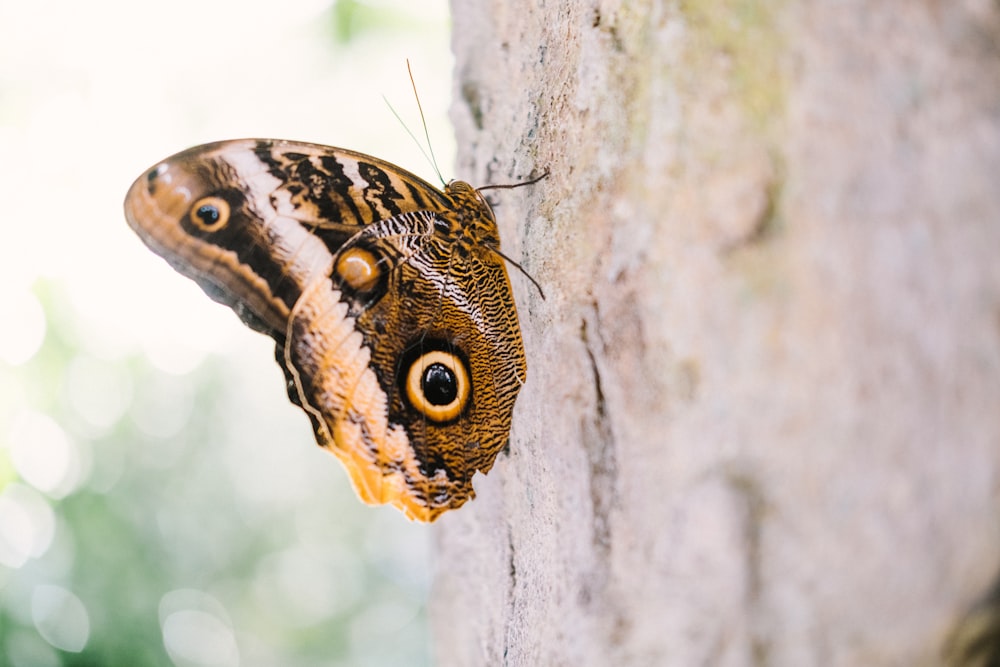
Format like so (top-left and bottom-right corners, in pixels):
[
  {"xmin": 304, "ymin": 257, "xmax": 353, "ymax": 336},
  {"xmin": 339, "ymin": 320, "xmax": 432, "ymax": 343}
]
[
  {"xmin": 478, "ymin": 170, "xmax": 549, "ymax": 298},
  {"xmin": 477, "ymin": 169, "xmax": 550, "ymax": 192},
  {"xmin": 490, "ymin": 246, "xmax": 546, "ymax": 300},
  {"xmin": 407, "ymin": 60, "xmax": 446, "ymax": 186},
  {"xmin": 383, "ymin": 95, "xmax": 443, "ymax": 186}
]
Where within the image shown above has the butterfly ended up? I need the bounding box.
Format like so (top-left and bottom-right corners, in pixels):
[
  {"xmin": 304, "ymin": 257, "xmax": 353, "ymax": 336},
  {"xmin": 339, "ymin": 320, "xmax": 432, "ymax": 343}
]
[{"xmin": 124, "ymin": 139, "xmax": 538, "ymax": 521}]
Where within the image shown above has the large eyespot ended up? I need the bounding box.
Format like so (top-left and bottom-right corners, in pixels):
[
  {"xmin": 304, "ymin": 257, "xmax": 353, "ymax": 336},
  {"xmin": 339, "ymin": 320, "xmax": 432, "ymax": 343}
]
[
  {"xmin": 404, "ymin": 350, "xmax": 471, "ymax": 423},
  {"xmin": 189, "ymin": 196, "xmax": 231, "ymax": 232},
  {"xmin": 334, "ymin": 246, "xmax": 382, "ymax": 293}
]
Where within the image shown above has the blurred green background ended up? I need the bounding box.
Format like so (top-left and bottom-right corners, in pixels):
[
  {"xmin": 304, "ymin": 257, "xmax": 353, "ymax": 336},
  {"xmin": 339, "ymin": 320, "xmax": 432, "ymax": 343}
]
[{"xmin": 0, "ymin": 1, "xmax": 454, "ymax": 664}]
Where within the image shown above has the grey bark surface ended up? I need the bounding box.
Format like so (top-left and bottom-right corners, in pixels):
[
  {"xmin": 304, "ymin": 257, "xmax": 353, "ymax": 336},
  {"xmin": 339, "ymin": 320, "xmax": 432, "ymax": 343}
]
[{"xmin": 434, "ymin": 2, "xmax": 1000, "ymax": 666}]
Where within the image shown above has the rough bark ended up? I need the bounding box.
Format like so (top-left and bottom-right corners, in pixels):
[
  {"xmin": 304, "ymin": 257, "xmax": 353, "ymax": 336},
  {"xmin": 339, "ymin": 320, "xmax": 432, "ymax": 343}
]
[{"xmin": 435, "ymin": 2, "xmax": 1000, "ymax": 666}]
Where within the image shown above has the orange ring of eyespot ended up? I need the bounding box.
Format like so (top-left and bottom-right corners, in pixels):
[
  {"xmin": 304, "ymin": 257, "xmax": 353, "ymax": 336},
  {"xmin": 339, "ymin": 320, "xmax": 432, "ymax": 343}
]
[
  {"xmin": 335, "ymin": 247, "xmax": 381, "ymax": 292},
  {"xmin": 405, "ymin": 350, "xmax": 470, "ymax": 423},
  {"xmin": 189, "ymin": 196, "xmax": 231, "ymax": 231}
]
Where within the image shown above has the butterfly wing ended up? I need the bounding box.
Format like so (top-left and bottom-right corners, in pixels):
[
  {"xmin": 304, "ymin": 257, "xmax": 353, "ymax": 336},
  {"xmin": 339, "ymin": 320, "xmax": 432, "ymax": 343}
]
[
  {"xmin": 124, "ymin": 139, "xmax": 452, "ymax": 337},
  {"xmin": 285, "ymin": 210, "xmax": 527, "ymax": 520},
  {"xmin": 124, "ymin": 139, "xmax": 526, "ymax": 521}
]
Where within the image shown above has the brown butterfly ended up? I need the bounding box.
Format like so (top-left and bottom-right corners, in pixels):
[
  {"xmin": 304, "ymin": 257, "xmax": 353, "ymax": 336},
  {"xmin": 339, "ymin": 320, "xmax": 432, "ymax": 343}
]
[{"xmin": 124, "ymin": 139, "xmax": 535, "ymax": 521}]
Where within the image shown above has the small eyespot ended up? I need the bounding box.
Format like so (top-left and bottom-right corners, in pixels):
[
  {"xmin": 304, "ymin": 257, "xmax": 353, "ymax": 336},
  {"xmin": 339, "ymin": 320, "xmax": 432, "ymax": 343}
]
[
  {"xmin": 146, "ymin": 164, "xmax": 170, "ymax": 194},
  {"xmin": 189, "ymin": 196, "xmax": 231, "ymax": 231},
  {"xmin": 335, "ymin": 246, "xmax": 381, "ymax": 293},
  {"xmin": 147, "ymin": 164, "xmax": 166, "ymax": 182},
  {"xmin": 404, "ymin": 350, "xmax": 470, "ymax": 423}
]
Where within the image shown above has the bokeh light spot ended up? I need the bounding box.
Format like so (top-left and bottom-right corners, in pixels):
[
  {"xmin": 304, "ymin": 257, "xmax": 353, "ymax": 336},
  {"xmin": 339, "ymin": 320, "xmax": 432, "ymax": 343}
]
[
  {"xmin": 9, "ymin": 410, "xmax": 86, "ymax": 498},
  {"xmin": 32, "ymin": 584, "xmax": 90, "ymax": 652},
  {"xmin": 159, "ymin": 592, "xmax": 239, "ymax": 667},
  {"xmin": 0, "ymin": 483, "xmax": 55, "ymax": 567}
]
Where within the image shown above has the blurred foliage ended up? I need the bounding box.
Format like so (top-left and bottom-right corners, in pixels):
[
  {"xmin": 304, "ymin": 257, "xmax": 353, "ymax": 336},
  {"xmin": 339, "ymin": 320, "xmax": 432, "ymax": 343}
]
[
  {"xmin": 0, "ymin": 1, "xmax": 450, "ymax": 663},
  {"xmin": 0, "ymin": 282, "xmax": 431, "ymax": 666},
  {"xmin": 327, "ymin": 0, "xmax": 448, "ymax": 45}
]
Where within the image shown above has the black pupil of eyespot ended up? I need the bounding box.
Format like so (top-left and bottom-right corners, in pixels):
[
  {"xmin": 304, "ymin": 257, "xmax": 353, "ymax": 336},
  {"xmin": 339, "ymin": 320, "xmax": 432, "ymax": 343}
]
[
  {"xmin": 196, "ymin": 204, "xmax": 221, "ymax": 225},
  {"xmin": 422, "ymin": 363, "xmax": 457, "ymax": 406}
]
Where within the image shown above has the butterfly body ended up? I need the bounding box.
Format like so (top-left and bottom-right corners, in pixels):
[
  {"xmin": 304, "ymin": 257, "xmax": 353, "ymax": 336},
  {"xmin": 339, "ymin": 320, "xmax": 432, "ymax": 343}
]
[{"xmin": 125, "ymin": 139, "xmax": 526, "ymax": 521}]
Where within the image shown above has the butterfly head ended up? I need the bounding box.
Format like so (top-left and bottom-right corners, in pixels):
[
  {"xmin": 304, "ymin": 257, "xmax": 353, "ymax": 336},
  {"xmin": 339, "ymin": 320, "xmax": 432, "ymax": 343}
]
[{"xmin": 441, "ymin": 179, "xmax": 502, "ymax": 251}]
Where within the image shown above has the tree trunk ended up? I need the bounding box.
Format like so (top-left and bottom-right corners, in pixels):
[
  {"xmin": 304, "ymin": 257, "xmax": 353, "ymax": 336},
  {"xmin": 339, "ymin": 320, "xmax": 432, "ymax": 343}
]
[{"xmin": 435, "ymin": 2, "xmax": 1000, "ymax": 665}]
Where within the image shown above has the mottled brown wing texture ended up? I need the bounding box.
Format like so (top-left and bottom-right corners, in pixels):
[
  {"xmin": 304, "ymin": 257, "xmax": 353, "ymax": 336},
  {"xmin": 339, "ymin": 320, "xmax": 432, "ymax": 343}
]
[{"xmin": 124, "ymin": 139, "xmax": 527, "ymax": 521}]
